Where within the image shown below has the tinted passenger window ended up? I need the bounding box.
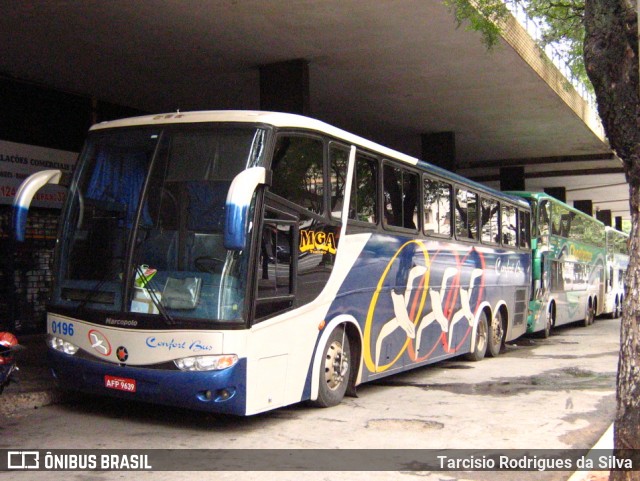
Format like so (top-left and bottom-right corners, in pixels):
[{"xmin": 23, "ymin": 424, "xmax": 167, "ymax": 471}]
[
  {"xmin": 538, "ymin": 200, "xmax": 550, "ymax": 236},
  {"xmin": 519, "ymin": 210, "xmax": 531, "ymax": 248},
  {"xmin": 383, "ymin": 164, "xmax": 418, "ymax": 230},
  {"xmin": 481, "ymin": 198, "xmax": 500, "ymax": 244},
  {"xmin": 270, "ymin": 135, "xmax": 324, "ymax": 215},
  {"xmin": 423, "ymin": 178, "xmax": 452, "ymax": 237},
  {"xmin": 502, "ymin": 205, "xmax": 517, "ymax": 247},
  {"xmin": 455, "ymin": 189, "xmax": 478, "ymax": 240},
  {"xmin": 349, "ymin": 154, "xmax": 378, "ymax": 224},
  {"xmin": 552, "ymin": 203, "xmax": 572, "ymax": 237},
  {"xmin": 329, "ymin": 143, "xmax": 349, "ymax": 220}
]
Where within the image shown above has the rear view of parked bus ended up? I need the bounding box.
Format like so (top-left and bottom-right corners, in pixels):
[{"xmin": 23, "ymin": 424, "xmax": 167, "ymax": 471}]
[
  {"xmin": 15, "ymin": 111, "xmax": 531, "ymax": 415},
  {"xmin": 507, "ymin": 192, "xmax": 606, "ymax": 337},
  {"xmin": 603, "ymin": 226, "xmax": 629, "ymax": 318}
]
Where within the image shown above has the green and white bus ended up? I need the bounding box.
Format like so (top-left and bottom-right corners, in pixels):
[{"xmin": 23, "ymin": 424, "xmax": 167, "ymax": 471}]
[
  {"xmin": 603, "ymin": 226, "xmax": 629, "ymax": 318},
  {"xmin": 507, "ymin": 192, "xmax": 606, "ymax": 337}
]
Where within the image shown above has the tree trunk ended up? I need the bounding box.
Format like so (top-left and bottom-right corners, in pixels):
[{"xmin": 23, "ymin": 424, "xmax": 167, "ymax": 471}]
[
  {"xmin": 612, "ymin": 183, "xmax": 640, "ymax": 481},
  {"xmin": 583, "ymin": 1, "xmax": 640, "ymax": 480}
]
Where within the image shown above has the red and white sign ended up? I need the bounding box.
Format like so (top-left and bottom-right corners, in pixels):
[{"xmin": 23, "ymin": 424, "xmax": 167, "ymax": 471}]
[
  {"xmin": 104, "ymin": 375, "xmax": 137, "ymax": 393},
  {"xmin": 0, "ymin": 140, "xmax": 78, "ymax": 207}
]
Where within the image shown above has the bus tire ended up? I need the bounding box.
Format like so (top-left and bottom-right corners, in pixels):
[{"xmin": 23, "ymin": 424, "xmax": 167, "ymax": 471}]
[
  {"xmin": 487, "ymin": 310, "xmax": 504, "ymax": 358},
  {"xmin": 612, "ymin": 298, "xmax": 620, "ymax": 319},
  {"xmin": 542, "ymin": 304, "xmax": 554, "ymax": 338},
  {"xmin": 311, "ymin": 326, "xmax": 351, "ymax": 408},
  {"xmin": 464, "ymin": 311, "xmax": 488, "ymax": 362},
  {"xmin": 583, "ymin": 303, "xmax": 595, "ymax": 327}
]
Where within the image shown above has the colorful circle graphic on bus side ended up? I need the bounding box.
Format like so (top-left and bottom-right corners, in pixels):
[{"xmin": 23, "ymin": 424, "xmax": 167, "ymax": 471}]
[
  {"xmin": 362, "ymin": 239, "xmax": 430, "ymax": 373},
  {"xmin": 362, "ymin": 241, "xmax": 486, "ymax": 374}
]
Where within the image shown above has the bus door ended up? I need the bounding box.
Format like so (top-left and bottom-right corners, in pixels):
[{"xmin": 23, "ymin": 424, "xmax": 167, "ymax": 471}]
[{"xmin": 254, "ymin": 200, "xmax": 299, "ymax": 320}]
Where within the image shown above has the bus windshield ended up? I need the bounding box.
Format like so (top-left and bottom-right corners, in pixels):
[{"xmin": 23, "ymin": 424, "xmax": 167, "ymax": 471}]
[{"xmin": 52, "ymin": 125, "xmax": 267, "ymax": 324}]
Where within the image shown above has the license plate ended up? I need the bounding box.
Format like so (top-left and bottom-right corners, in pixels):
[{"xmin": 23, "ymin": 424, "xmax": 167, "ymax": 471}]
[{"xmin": 104, "ymin": 375, "xmax": 137, "ymax": 393}]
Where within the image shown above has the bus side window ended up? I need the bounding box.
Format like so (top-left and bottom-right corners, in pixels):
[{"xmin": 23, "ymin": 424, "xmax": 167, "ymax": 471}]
[
  {"xmin": 502, "ymin": 205, "xmax": 517, "ymax": 247},
  {"xmin": 481, "ymin": 198, "xmax": 499, "ymax": 244},
  {"xmin": 270, "ymin": 135, "xmax": 325, "ymax": 216},
  {"xmin": 349, "ymin": 154, "xmax": 378, "ymax": 224},
  {"xmin": 383, "ymin": 163, "xmax": 418, "ymax": 230},
  {"xmin": 329, "ymin": 143, "xmax": 350, "ymax": 220},
  {"xmin": 455, "ymin": 188, "xmax": 478, "ymax": 240},
  {"xmin": 539, "ymin": 200, "xmax": 550, "ymax": 236},
  {"xmin": 423, "ymin": 177, "xmax": 452, "ymax": 237},
  {"xmin": 519, "ymin": 210, "xmax": 531, "ymax": 248}
]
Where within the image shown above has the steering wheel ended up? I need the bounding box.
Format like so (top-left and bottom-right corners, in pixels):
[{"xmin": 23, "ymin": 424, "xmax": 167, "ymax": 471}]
[{"xmin": 194, "ymin": 256, "xmax": 225, "ymax": 273}]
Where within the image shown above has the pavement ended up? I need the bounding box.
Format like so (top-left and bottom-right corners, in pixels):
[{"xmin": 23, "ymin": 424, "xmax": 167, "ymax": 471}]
[
  {"xmin": 1, "ymin": 332, "xmax": 616, "ymax": 480},
  {"xmin": 0, "ymin": 334, "xmax": 63, "ymax": 417}
]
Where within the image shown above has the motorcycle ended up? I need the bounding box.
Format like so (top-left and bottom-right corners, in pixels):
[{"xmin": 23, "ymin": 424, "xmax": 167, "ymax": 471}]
[{"xmin": 0, "ymin": 332, "xmax": 23, "ymax": 394}]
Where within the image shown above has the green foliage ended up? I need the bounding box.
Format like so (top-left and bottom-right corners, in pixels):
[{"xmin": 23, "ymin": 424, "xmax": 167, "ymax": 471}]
[
  {"xmin": 444, "ymin": 0, "xmax": 591, "ymax": 90},
  {"xmin": 522, "ymin": 0, "xmax": 589, "ymax": 89},
  {"xmin": 443, "ymin": 0, "xmax": 511, "ymax": 49}
]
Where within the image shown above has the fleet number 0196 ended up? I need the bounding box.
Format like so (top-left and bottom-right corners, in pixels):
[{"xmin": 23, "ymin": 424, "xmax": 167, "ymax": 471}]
[{"xmin": 51, "ymin": 321, "xmax": 75, "ymax": 336}]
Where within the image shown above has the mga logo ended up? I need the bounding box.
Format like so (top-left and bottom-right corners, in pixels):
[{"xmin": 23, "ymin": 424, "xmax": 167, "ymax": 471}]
[
  {"xmin": 299, "ymin": 230, "xmax": 337, "ymax": 255},
  {"xmin": 88, "ymin": 329, "xmax": 112, "ymax": 356}
]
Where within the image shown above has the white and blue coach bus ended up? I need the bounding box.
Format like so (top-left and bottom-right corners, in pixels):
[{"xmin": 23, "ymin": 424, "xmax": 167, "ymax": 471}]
[{"xmin": 14, "ymin": 111, "xmax": 531, "ymax": 415}]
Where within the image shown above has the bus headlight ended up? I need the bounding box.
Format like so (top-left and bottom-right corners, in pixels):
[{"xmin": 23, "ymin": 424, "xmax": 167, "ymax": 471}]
[
  {"xmin": 174, "ymin": 354, "xmax": 238, "ymax": 372},
  {"xmin": 47, "ymin": 335, "xmax": 79, "ymax": 355}
]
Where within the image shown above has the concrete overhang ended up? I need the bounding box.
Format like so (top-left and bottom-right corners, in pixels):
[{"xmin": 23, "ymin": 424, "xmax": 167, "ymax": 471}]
[{"xmin": 0, "ymin": 0, "xmax": 628, "ymax": 221}]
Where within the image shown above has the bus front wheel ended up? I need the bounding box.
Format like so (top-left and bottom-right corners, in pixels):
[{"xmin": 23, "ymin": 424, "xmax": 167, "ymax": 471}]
[{"xmin": 311, "ymin": 327, "xmax": 351, "ymax": 408}]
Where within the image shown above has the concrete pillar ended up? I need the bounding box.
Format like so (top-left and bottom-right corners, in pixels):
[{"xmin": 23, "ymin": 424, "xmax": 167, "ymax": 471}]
[
  {"xmin": 544, "ymin": 187, "xmax": 566, "ymax": 203},
  {"xmin": 259, "ymin": 59, "xmax": 310, "ymax": 115},
  {"xmin": 596, "ymin": 209, "xmax": 612, "ymax": 226},
  {"xmin": 421, "ymin": 132, "xmax": 456, "ymax": 172},
  {"xmin": 574, "ymin": 200, "xmax": 593, "ymax": 216},
  {"xmin": 500, "ymin": 166, "xmax": 525, "ymax": 191},
  {"xmin": 615, "ymin": 216, "xmax": 623, "ymax": 231}
]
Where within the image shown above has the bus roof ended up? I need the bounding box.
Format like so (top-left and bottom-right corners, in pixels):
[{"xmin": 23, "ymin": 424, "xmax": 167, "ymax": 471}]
[
  {"xmin": 91, "ymin": 110, "xmax": 529, "ymax": 209},
  {"xmin": 507, "ymin": 191, "xmax": 606, "ymax": 225},
  {"xmin": 605, "ymin": 226, "xmax": 629, "ymax": 238}
]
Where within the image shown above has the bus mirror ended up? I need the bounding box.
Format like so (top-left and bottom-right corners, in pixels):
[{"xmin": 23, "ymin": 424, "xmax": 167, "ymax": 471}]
[
  {"xmin": 224, "ymin": 167, "xmax": 267, "ymax": 250},
  {"xmin": 13, "ymin": 169, "xmax": 63, "ymax": 242}
]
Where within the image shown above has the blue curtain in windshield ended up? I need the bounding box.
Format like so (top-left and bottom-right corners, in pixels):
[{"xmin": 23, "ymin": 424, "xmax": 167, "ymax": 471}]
[
  {"xmin": 87, "ymin": 150, "xmax": 151, "ymax": 227},
  {"xmin": 186, "ymin": 181, "xmax": 229, "ymax": 232}
]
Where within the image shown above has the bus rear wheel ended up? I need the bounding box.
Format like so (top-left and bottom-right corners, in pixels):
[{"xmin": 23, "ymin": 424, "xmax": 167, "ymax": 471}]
[
  {"xmin": 487, "ymin": 310, "xmax": 504, "ymax": 357},
  {"xmin": 465, "ymin": 311, "xmax": 488, "ymax": 362},
  {"xmin": 583, "ymin": 304, "xmax": 595, "ymax": 327},
  {"xmin": 612, "ymin": 299, "xmax": 620, "ymax": 319},
  {"xmin": 311, "ymin": 326, "xmax": 351, "ymax": 408},
  {"xmin": 542, "ymin": 305, "xmax": 554, "ymax": 338}
]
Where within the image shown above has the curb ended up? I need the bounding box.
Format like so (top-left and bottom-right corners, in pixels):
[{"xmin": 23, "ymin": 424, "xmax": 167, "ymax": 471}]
[
  {"xmin": 1, "ymin": 333, "xmax": 61, "ymax": 417},
  {"xmin": 566, "ymin": 423, "xmax": 614, "ymax": 481}
]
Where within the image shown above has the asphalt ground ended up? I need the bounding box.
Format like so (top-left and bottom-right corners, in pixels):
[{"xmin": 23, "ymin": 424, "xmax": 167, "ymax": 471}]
[{"xmin": 1, "ymin": 319, "xmax": 620, "ymax": 481}]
